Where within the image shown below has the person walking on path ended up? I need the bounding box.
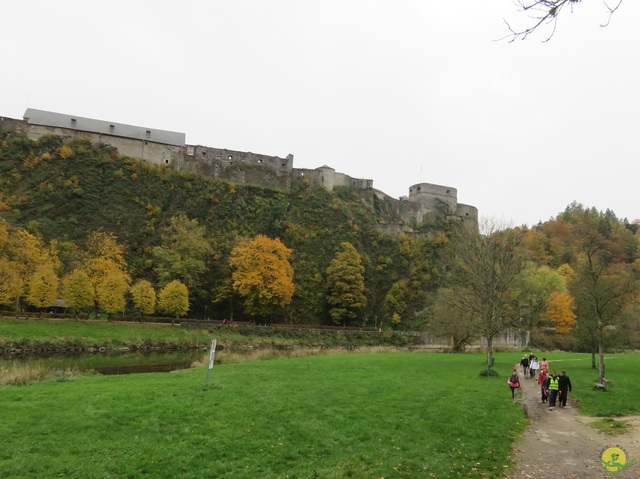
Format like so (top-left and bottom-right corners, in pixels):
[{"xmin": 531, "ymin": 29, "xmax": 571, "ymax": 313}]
[
  {"xmin": 545, "ymin": 370, "xmax": 560, "ymax": 411},
  {"xmin": 539, "ymin": 357, "xmax": 549, "ymax": 373},
  {"xmin": 537, "ymin": 368, "xmax": 549, "ymax": 403},
  {"xmin": 529, "ymin": 357, "xmax": 539, "ymax": 380},
  {"xmin": 558, "ymin": 370, "xmax": 572, "ymax": 408},
  {"xmin": 520, "ymin": 355, "xmax": 529, "ymax": 378},
  {"xmin": 508, "ymin": 369, "xmax": 521, "ymax": 403}
]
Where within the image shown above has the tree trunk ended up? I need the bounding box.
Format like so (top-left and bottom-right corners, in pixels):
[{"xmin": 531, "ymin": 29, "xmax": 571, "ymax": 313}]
[
  {"xmin": 591, "ymin": 352, "xmax": 596, "ymax": 369},
  {"xmin": 486, "ymin": 337, "xmax": 494, "ymax": 369},
  {"xmin": 598, "ymin": 343, "xmax": 605, "ymax": 385}
]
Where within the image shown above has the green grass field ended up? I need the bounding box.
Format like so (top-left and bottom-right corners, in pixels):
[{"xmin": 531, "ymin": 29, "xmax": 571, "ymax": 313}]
[
  {"xmin": 1, "ymin": 327, "xmax": 638, "ymax": 479},
  {"xmin": 1, "ymin": 352, "xmax": 528, "ymax": 479},
  {"xmin": 0, "ymin": 318, "xmax": 212, "ymax": 343}
]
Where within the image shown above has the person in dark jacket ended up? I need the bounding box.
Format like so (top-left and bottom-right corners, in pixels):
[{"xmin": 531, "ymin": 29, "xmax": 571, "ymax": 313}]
[
  {"xmin": 520, "ymin": 355, "xmax": 530, "ymax": 378},
  {"xmin": 507, "ymin": 369, "xmax": 521, "ymax": 403},
  {"xmin": 558, "ymin": 370, "xmax": 573, "ymax": 408}
]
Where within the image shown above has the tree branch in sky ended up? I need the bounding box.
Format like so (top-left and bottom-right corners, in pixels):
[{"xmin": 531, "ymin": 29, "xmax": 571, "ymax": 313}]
[{"xmin": 502, "ymin": 0, "xmax": 623, "ymax": 42}]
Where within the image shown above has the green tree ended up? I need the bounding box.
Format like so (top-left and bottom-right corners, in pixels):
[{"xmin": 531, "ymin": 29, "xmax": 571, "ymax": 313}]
[
  {"xmin": 26, "ymin": 263, "xmax": 59, "ymax": 311},
  {"xmin": 97, "ymin": 274, "xmax": 129, "ymax": 319},
  {"xmin": 157, "ymin": 280, "xmax": 189, "ymax": 319},
  {"xmin": 429, "ymin": 288, "xmax": 479, "ymax": 352},
  {"xmin": 152, "ymin": 215, "xmax": 212, "ymax": 291},
  {"xmin": 61, "ymin": 270, "xmax": 94, "ymax": 318},
  {"xmin": 230, "ymin": 235, "xmax": 295, "ymax": 318},
  {"xmin": 445, "ymin": 221, "xmax": 530, "ymax": 368},
  {"xmin": 130, "ymin": 279, "xmax": 156, "ymax": 319},
  {"xmin": 516, "ymin": 263, "xmax": 567, "ymax": 330},
  {"xmin": 565, "ymin": 207, "xmax": 638, "ymax": 383},
  {"xmin": 326, "ymin": 242, "xmax": 366, "ymax": 325}
]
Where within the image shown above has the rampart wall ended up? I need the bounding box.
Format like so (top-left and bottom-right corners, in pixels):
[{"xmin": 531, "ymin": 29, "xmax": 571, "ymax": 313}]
[{"xmin": 4, "ymin": 109, "xmax": 478, "ymax": 231}]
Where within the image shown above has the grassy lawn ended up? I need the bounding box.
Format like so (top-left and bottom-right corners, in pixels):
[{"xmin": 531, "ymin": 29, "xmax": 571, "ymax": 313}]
[
  {"xmin": 1, "ymin": 352, "xmax": 526, "ymax": 479},
  {"xmin": 0, "ymin": 317, "xmax": 212, "ymax": 343}
]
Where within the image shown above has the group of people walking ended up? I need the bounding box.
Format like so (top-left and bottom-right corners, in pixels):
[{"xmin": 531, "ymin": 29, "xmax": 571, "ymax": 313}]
[{"xmin": 508, "ymin": 353, "xmax": 573, "ymax": 411}]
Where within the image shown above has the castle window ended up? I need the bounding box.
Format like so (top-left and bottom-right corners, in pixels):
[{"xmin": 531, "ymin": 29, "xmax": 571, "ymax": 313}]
[
  {"xmin": 146, "ymin": 130, "xmax": 151, "ymax": 139},
  {"xmin": 165, "ymin": 160, "xmax": 169, "ymax": 164},
  {"xmin": 417, "ymin": 186, "xmax": 421, "ymax": 192},
  {"xmin": 228, "ymin": 155, "xmax": 232, "ymax": 160},
  {"xmin": 71, "ymin": 118, "xmax": 77, "ymax": 127},
  {"xmin": 282, "ymin": 163, "xmax": 287, "ymax": 168},
  {"xmin": 258, "ymin": 159, "xmax": 262, "ymax": 164},
  {"xmin": 144, "ymin": 141, "xmax": 148, "ymax": 145},
  {"xmin": 446, "ymin": 189, "xmax": 450, "ymax": 194},
  {"xmin": 109, "ymin": 124, "xmax": 115, "ymax": 133},
  {"xmin": 202, "ymin": 151, "xmax": 207, "ymax": 156}
]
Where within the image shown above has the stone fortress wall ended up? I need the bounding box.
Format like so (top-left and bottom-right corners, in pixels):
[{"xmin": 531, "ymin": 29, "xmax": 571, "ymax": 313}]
[{"xmin": 2, "ymin": 109, "xmax": 478, "ymax": 230}]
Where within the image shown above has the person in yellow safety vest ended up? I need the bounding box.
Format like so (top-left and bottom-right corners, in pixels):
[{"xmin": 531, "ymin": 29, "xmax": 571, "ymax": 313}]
[{"xmin": 545, "ymin": 371, "xmax": 560, "ymax": 411}]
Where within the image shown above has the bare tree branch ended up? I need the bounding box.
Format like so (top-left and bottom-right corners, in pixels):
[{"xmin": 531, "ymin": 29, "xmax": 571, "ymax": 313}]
[
  {"xmin": 501, "ymin": 0, "xmax": 623, "ymax": 42},
  {"xmin": 600, "ymin": 0, "xmax": 623, "ymax": 27}
]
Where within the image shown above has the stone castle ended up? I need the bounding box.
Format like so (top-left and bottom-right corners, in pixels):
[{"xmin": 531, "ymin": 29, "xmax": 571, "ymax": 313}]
[{"xmin": 1, "ymin": 109, "xmax": 478, "ymax": 232}]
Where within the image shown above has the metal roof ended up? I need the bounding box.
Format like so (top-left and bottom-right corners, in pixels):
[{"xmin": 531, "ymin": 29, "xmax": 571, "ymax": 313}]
[{"xmin": 23, "ymin": 108, "xmax": 186, "ymax": 147}]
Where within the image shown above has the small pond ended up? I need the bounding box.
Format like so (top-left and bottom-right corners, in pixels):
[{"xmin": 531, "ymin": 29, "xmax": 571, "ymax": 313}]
[{"xmin": 0, "ymin": 350, "xmax": 209, "ymax": 376}]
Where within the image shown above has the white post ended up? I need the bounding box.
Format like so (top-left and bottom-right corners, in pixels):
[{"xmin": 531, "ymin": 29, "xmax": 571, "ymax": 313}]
[{"xmin": 206, "ymin": 338, "xmax": 217, "ymax": 386}]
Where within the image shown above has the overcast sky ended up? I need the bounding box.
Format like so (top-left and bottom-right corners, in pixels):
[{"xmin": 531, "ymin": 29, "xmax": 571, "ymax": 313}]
[{"xmin": 3, "ymin": 1, "xmax": 638, "ymax": 227}]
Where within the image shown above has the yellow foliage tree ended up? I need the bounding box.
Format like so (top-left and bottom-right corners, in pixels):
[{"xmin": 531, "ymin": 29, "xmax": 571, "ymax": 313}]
[
  {"xmin": 4, "ymin": 228, "xmax": 59, "ymax": 306},
  {"xmin": 543, "ymin": 291, "xmax": 577, "ymax": 334},
  {"xmin": 230, "ymin": 235, "xmax": 294, "ymax": 318},
  {"xmin": 26, "ymin": 263, "xmax": 59, "ymax": 311},
  {"xmin": 96, "ymin": 274, "xmax": 129, "ymax": 319},
  {"xmin": 57, "ymin": 145, "xmax": 74, "ymax": 159},
  {"xmin": 0, "ymin": 258, "xmax": 23, "ymax": 307},
  {"xmin": 157, "ymin": 280, "xmax": 189, "ymax": 319},
  {"xmin": 130, "ymin": 279, "xmax": 156, "ymax": 319},
  {"xmin": 81, "ymin": 231, "xmax": 130, "ymax": 313},
  {"xmin": 61, "ymin": 269, "xmax": 94, "ymax": 317},
  {"xmin": 0, "ymin": 218, "xmax": 8, "ymax": 251}
]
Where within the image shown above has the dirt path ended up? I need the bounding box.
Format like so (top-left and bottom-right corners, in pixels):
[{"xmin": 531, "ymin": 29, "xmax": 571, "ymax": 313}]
[{"xmin": 507, "ymin": 363, "xmax": 640, "ymax": 479}]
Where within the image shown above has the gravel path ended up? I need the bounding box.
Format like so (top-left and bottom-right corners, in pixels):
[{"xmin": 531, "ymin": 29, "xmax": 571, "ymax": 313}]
[{"xmin": 506, "ymin": 363, "xmax": 640, "ymax": 479}]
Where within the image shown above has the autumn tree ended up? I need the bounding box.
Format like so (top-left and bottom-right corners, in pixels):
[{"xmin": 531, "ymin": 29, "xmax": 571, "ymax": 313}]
[
  {"xmin": 26, "ymin": 263, "xmax": 59, "ymax": 312},
  {"xmin": 152, "ymin": 215, "xmax": 212, "ymax": 292},
  {"xmin": 515, "ymin": 263, "xmax": 567, "ymax": 330},
  {"xmin": 0, "ymin": 258, "xmax": 23, "ymax": 307},
  {"xmin": 445, "ymin": 220, "xmax": 530, "ymax": 369},
  {"xmin": 61, "ymin": 270, "xmax": 94, "ymax": 318},
  {"xmin": 3, "ymin": 227, "xmax": 59, "ymax": 310},
  {"xmin": 326, "ymin": 242, "xmax": 366, "ymax": 325},
  {"xmin": 130, "ymin": 279, "xmax": 156, "ymax": 319},
  {"xmin": 97, "ymin": 274, "xmax": 129, "ymax": 319},
  {"xmin": 81, "ymin": 230, "xmax": 130, "ymax": 315},
  {"xmin": 157, "ymin": 280, "xmax": 189, "ymax": 319},
  {"xmin": 542, "ymin": 291, "xmax": 576, "ymax": 334},
  {"xmin": 230, "ymin": 235, "xmax": 295, "ymax": 319}
]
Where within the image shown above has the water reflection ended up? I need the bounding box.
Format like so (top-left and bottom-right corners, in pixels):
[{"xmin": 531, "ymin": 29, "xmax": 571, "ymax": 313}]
[{"xmin": 0, "ymin": 350, "xmax": 206, "ymax": 376}]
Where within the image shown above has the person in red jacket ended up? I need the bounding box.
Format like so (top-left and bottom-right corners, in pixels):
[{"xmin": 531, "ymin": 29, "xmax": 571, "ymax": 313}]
[{"xmin": 537, "ymin": 368, "xmax": 549, "ymax": 403}]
